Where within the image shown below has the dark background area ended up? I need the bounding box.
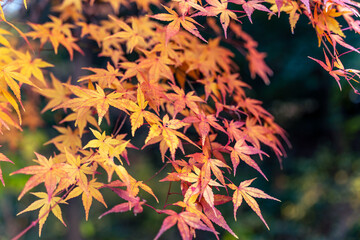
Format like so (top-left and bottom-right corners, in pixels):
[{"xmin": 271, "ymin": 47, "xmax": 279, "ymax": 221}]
[{"xmin": 1, "ymin": 1, "xmax": 360, "ymax": 239}]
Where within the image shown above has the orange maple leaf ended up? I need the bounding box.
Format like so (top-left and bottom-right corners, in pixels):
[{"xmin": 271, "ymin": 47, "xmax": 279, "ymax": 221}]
[
  {"xmin": 154, "ymin": 209, "xmax": 216, "ymax": 240},
  {"xmin": 60, "ymin": 149, "xmax": 94, "ymax": 195},
  {"xmin": 107, "ymin": 16, "xmax": 147, "ymax": 53},
  {"xmin": 56, "ymin": 84, "xmax": 129, "ymax": 125},
  {"xmin": 11, "ymin": 153, "xmax": 67, "ymax": 200},
  {"xmin": 173, "ymin": 0, "xmax": 206, "ymax": 16},
  {"xmin": 229, "ymin": 138, "xmax": 269, "ymax": 179},
  {"xmin": 167, "ymin": 84, "xmax": 204, "ymax": 117},
  {"xmin": 150, "ymin": 5, "xmax": 207, "ymax": 43},
  {"xmin": 99, "ymin": 187, "xmax": 146, "ymax": 218},
  {"xmin": 37, "ymin": 73, "xmax": 71, "ymax": 113},
  {"xmin": 125, "ymin": 86, "xmax": 161, "ymax": 136},
  {"xmin": 144, "ymin": 114, "xmax": 198, "ymax": 160},
  {"xmin": 44, "ymin": 126, "xmax": 82, "ymax": 151},
  {"xmin": 228, "ymin": 178, "xmax": 280, "ymax": 229},
  {"xmin": 183, "ymin": 111, "xmax": 226, "ymax": 146},
  {"xmin": 193, "ymin": 0, "xmax": 237, "ymax": 38},
  {"xmin": 65, "ymin": 178, "xmax": 107, "ymax": 220},
  {"xmin": 78, "ymin": 62, "xmax": 123, "ymax": 88},
  {"xmin": 229, "ymin": 0, "xmax": 272, "ymax": 23}
]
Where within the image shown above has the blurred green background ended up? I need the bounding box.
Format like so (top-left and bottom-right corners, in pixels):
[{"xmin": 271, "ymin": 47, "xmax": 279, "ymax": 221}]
[{"xmin": 1, "ymin": 1, "xmax": 360, "ymax": 239}]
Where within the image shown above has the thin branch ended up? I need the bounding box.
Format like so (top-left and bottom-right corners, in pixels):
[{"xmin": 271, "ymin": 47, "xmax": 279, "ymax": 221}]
[
  {"xmin": 113, "ymin": 114, "xmax": 128, "ymax": 137},
  {"xmin": 163, "ymin": 182, "xmax": 172, "ymax": 209},
  {"xmin": 143, "ymin": 162, "xmax": 169, "ymax": 184}
]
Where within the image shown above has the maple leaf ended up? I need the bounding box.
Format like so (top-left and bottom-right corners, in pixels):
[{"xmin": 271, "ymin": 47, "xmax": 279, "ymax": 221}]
[
  {"xmin": 218, "ymin": 72, "xmax": 251, "ymax": 97},
  {"xmin": 17, "ymin": 192, "xmax": 67, "ymax": 236},
  {"xmin": 268, "ymin": 0, "xmax": 300, "ymax": 33},
  {"xmin": 200, "ymin": 199, "xmax": 238, "ymax": 239},
  {"xmin": 99, "ymin": 187, "xmax": 146, "ymax": 218},
  {"xmin": 154, "ymin": 209, "xmax": 216, "ymax": 240},
  {"xmin": 120, "ymin": 61, "xmax": 145, "ymax": 82},
  {"xmin": 238, "ymin": 97, "xmax": 273, "ymax": 122},
  {"xmin": 194, "ymin": 0, "xmax": 238, "ymax": 38},
  {"xmin": 84, "ymin": 128, "xmax": 116, "ymax": 156},
  {"xmin": 26, "ymin": 23, "xmax": 52, "ymax": 48},
  {"xmin": 167, "ymin": 84, "xmax": 204, "ymax": 117},
  {"xmin": 60, "ymin": 107, "xmax": 100, "ymax": 137},
  {"xmin": 299, "ymin": 0, "xmax": 310, "ymax": 14},
  {"xmin": 37, "ymin": 73, "xmax": 71, "ymax": 113},
  {"xmin": 197, "ymin": 76, "xmax": 220, "ymax": 101},
  {"xmin": 65, "ymin": 178, "xmax": 107, "ymax": 220},
  {"xmin": 247, "ymin": 47, "xmax": 273, "ymax": 84},
  {"xmin": 202, "ymin": 156, "xmax": 229, "ymax": 187},
  {"xmin": 58, "ymin": 34, "xmax": 85, "ymax": 60},
  {"xmin": 183, "ymin": 111, "xmax": 227, "ymax": 146},
  {"xmin": 56, "ymin": 84, "xmax": 129, "ymax": 125},
  {"xmin": 228, "ymin": 178, "xmax": 280, "ymax": 230},
  {"xmin": 11, "ymin": 153, "xmax": 67, "ymax": 200},
  {"xmin": 113, "ymin": 134, "xmax": 137, "ymax": 165},
  {"xmin": 27, "ymin": 16, "xmax": 83, "ymax": 60},
  {"xmin": 0, "ymin": 102, "xmax": 22, "ymax": 133},
  {"xmin": 229, "ymin": 138, "xmax": 269, "ymax": 179},
  {"xmin": 173, "ymin": 0, "xmax": 206, "ymax": 16},
  {"xmin": 78, "ymin": 62, "xmax": 123, "ymax": 88},
  {"xmin": 173, "ymin": 201, "xmax": 220, "ymax": 239},
  {"xmin": 125, "ymin": 86, "xmax": 161, "ymax": 136},
  {"xmin": 137, "ymin": 49, "xmax": 176, "ymax": 84},
  {"xmin": 107, "ymin": 16, "xmax": 147, "ymax": 53},
  {"xmin": 308, "ymin": 50, "xmax": 347, "ymax": 89},
  {"xmin": 229, "ymin": 0, "xmax": 272, "ymax": 24},
  {"xmin": 145, "ymin": 114, "xmax": 199, "ymax": 160},
  {"xmin": 139, "ymin": 81, "xmax": 168, "ymax": 114},
  {"xmin": 224, "ymin": 120, "xmax": 245, "ymax": 142},
  {"xmin": 52, "ymin": 4, "xmax": 85, "ymax": 21},
  {"xmin": 150, "ymin": 5, "xmax": 207, "ymax": 43},
  {"xmin": 0, "ymin": 6, "xmax": 4, "ymax": 21},
  {"xmin": 166, "ymin": 164, "xmax": 222, "ymax": 206},
  {"xmin": 0, "ymin": 151, "xmax": 14, "ymax": 186},
  {"xmin": 21, "ymin": 99, "xmax": 44, "ymax": 130},
  {"xmin": 330, "ymin": 34, "xmax": 360, "ymax": 54},
  {"xmin": 110, "ymin": 167, "xmax": 158, "ymax": 202},
  {"xmin": 167, "ymin": 165, "xmax": 222, "ymax": 188},
  {"xmin": 13, "ymin": 50, "xmax": 53, "ymax": 85},
  {"xmin": 189, "ymin": 152, "xmax": 230, "ymax": 188},
  {"xmin": 84, "ymin": 128, "xmax": 130, "ymax": 162},
  {"xmin": 45, "ymin": 126, "xmax": 82, "ymax": 151},
  {"xmin": 60, "ymin": 149, "xmax": 94, "ymax": 194},
  {"xmin": 78, "ymin": 22, "xmax": 109, "ymax": 46},
  {"xmin": 0, "ymin": 63, "xmax": 36, "ymax": 123},
  {"xmin": 242, "ymin": 117, "xmax": 278, "ymax": 152},
  {"xmin": 314, "ymin": 7, "xmax": 345, "ymax": 45}
]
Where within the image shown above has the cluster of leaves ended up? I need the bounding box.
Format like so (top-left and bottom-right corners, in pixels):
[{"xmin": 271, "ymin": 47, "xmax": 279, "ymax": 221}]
[{"xmin": 0, "ymin": 0, "xmax": 359, "ymax": 239}]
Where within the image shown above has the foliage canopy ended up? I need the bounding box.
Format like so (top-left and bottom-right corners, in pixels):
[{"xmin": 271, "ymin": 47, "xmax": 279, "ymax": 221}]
[{"xmin": 0, "ymin": 0, "xmax": 359, "ymax": 239}]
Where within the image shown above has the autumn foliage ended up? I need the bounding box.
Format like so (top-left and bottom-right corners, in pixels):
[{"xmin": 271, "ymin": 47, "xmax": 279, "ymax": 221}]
[{"xmin": 0, "ymin": 0, "xmax": 359, "ymax": 239}]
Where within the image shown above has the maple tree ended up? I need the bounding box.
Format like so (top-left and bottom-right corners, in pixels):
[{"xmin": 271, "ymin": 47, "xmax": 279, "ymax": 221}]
[{"xmin": 0, "ymin": 0, "xmax": 359, "ymax": 239}]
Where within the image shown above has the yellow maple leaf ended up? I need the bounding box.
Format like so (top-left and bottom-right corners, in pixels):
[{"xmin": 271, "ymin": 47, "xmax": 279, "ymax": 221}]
[
  {"xmin": 13, "ymin": 50, "xmax": 53, "ymax": 85},
  {"xmin": 17, "ymin": 192, "xmax": 67, "ymax": 236},
  {"xmin": 125, "ymin": 86, "xmax": 160, "ymax": 136},
  {"xmin": 65, "ymin": 178, "xmax": 107, "ymax": 220}
]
